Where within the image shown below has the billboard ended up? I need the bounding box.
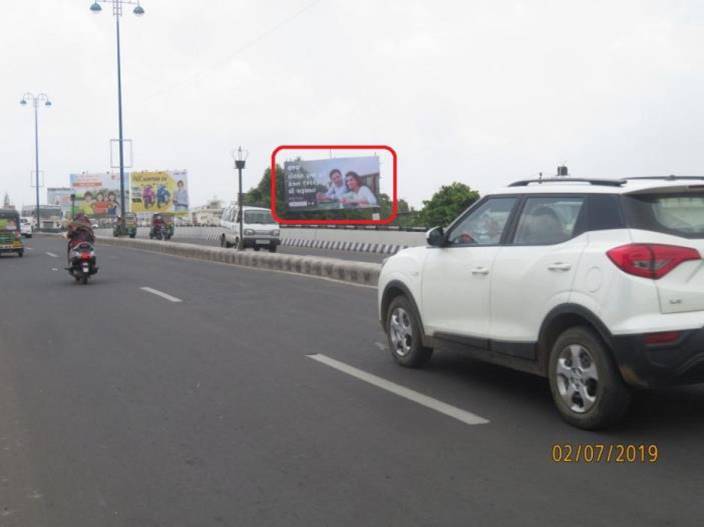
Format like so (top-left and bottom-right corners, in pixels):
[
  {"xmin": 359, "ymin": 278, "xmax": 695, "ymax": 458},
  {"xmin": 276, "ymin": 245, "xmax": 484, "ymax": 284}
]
[
  {"xmin": 283, "ymin": 156, "xmax": 380, "ymax": 211},
  {"xmin": 129, "ymin": 170, "xmax": 189, "ymax": 215},
  {"xmin": 47, "ymin": 188, "xmax": 74, "ymax": 216},
  {"xmin": 69, "ymin": 172, "xmax": 124, "ymax": 217}
]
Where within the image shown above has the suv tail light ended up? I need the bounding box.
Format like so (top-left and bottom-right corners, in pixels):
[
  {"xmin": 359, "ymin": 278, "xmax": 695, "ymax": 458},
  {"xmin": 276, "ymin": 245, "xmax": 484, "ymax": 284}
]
[
  {"xmin": 644, "ymin": 331, "xmax": 681, "ymax": 345},
  {"xmin": 607, "ymin": 244, "xmax": 701, "ymax": 279}
]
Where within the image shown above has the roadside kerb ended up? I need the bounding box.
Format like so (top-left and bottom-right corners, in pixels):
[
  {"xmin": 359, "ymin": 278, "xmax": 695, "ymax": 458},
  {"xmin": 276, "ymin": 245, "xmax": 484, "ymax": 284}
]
[{"xmin": 58, "ymin": 234, "xmax": 382, "ymax": 286}]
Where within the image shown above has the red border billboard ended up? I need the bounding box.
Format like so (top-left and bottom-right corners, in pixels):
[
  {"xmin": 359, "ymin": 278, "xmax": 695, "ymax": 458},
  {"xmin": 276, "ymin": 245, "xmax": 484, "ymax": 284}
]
[{"xmin": 271, "ymin": 145, "xmax": 398, "ymax": 225}]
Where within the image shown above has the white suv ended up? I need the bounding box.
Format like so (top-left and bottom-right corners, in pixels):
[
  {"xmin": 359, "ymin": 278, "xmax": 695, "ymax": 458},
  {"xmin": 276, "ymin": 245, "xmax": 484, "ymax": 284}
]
[{"xmin": 379, "ymin": 176, "xmax": 704, "ymax": 429}]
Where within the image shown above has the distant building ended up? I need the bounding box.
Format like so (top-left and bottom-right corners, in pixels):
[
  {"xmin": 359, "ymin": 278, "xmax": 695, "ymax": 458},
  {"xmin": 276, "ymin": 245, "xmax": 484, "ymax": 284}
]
[{"xmin": 190, "ymin": 197, "xmax": 224, "ymax": 226}]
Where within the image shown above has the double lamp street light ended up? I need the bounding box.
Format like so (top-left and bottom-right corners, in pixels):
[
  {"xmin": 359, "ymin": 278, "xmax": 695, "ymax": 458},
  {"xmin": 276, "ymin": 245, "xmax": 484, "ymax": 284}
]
[
  {"xmin": 90, "ymin": 0, "xmax": 145, "ymax": 218},
  {"xmin": 19, "ymin": 93, "xmax": 52, "ymax": 231}
]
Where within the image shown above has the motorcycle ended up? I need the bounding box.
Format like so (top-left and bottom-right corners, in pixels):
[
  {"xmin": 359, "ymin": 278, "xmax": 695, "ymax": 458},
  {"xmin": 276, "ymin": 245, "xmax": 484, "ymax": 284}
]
[
  {"xmin": 149, "ymin": 223, "xmax": 167, "ymax": 240},
  {"xmin": 67, "ymin": 242, "xmax": 98, "ymax": 284}
]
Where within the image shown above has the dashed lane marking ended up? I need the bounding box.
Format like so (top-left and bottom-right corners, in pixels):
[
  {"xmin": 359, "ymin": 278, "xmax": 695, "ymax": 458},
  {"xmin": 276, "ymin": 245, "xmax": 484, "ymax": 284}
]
[
  {"xmin": 140, "ymin": 287, "xmax": 183, "ymax": 303},
  {"xmin": 306, "ymin": 354, "xmax": 489, "ymax": 426}
]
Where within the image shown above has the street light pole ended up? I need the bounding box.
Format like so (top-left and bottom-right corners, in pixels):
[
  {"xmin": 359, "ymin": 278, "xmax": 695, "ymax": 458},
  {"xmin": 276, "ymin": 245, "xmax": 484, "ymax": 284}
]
[
  {"xmin": 90, "ymin": 0, "xmax": 145, "ymax": 217},
  {"xmin": 20, "ymin": 93, "xmax": 51, "ymax": 231},
  {"xmin": 115, "ymin": 11, "xmax": 126, "ymax": 217},
  {"xmin": 233, "ymin": 146, "xmax": 248, "ymax": 251}
]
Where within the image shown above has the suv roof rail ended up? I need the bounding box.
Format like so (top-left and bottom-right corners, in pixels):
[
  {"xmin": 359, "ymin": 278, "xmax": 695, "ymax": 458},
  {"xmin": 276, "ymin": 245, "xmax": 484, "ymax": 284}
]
[
  {"xmin": 508, "ymin": 178, "xmax": 625, "ymax": 188},
  {"xmin": 622, "ymin": 175, "xmax": 704, "ymax": 182}
]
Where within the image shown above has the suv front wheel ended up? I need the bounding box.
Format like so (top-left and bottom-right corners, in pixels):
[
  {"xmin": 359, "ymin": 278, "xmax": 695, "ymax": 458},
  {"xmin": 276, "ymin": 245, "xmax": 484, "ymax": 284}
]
[
  {"xmin": 386, "ymin": 296, "xmax": 432, "ymax": 368},
  {"xmin": 548, "ymin": 326, "xmax": 631, "ymax": 430}
]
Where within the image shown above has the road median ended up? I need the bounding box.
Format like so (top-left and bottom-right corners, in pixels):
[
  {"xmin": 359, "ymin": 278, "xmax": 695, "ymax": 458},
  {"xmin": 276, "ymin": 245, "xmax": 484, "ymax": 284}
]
[{"xmin": 44, "ymin": 234, "xmax": 381, "ymax": 286}]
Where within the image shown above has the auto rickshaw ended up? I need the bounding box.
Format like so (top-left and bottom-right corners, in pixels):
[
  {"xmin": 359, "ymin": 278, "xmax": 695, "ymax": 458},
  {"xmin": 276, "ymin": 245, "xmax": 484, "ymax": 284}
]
[
  {"xmin": 0, "ymin": 208, "xmax": 24, "ymax": 258},
  {"xmin": 113, "ymin": 212, "xmax": 138, "ymax": 238},
  {"xmin": 162, "ymin": 212, "xmax": 175, "ymax": 240}
]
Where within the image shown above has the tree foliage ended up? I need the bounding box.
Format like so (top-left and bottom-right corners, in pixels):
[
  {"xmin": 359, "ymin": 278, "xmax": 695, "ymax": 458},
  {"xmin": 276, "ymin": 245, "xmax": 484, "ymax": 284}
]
[{"xmin": 419, "ymin": 182, "xmax": 480, "ymax": 228}]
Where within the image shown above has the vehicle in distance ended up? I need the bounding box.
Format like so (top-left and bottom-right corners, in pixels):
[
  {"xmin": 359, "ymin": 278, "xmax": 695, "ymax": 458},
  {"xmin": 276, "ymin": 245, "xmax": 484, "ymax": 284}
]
[
  {"xmin": 379, "ymin": 176, "xmax": 704, "ymax": 429},
  {"xmin": 0, "ymin": 208, "xmax": 24, "ymax": 257},
  {"xmin": 20, "ymin": 216, "xmax": 33, "ymax": 238},
  {"xmin": 21, "ymin": 204, "xmax": 63, "ymax": 231},
  {"xmin": 219, "ymin": 205, "xmax": 280, "ymax": 252}
]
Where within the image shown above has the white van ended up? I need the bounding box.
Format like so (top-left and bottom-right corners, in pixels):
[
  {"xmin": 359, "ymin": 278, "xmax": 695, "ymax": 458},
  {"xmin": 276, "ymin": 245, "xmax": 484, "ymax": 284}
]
[
  {"xmin": 20, "ymin": 217, "xmax": 33, "ymax": 238},
  {"xmin": 219, "ymin": 205, "xmax": 281, "ymax": 252}
]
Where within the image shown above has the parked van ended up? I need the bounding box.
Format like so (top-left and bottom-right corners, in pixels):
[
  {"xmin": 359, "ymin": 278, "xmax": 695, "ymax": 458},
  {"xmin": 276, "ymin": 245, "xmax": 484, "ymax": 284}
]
[{"xmin": 219, "ymin": 205, "xmax": 281, "ymax": 252}]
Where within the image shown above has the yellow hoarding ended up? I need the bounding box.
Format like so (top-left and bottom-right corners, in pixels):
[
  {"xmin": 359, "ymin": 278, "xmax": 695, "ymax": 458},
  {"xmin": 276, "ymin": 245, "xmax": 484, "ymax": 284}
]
[{"xmin": 129, "ymin": 170, "xmax": 189, "ymax": 215}]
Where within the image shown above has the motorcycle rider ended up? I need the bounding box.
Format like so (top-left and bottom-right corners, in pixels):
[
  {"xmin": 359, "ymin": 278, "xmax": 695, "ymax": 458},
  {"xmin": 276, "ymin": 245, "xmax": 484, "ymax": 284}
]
[
  {"xmin": 151, "ymin": 213, "xmax": 165, "ymax": 238},
  {"xmin": 66, "ymin": 213, "xmax": 95, "ymax": 260}
]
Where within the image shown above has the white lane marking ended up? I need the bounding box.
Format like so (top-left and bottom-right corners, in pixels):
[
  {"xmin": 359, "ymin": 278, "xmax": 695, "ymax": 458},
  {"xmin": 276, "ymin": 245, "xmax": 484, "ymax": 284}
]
[
  {"xmin": 46, "ymin": 252, "xmax": 58, "ymax": 258},
  {"xmin": 374, "ymin": 342, "xmax": 387, "ymax": 352},
  {"xmin": 26, "ymin": 247, "xmax": 34, "ymax": 251},
  {"xmin": 140, "ymin": 287, "xmax": 182, "ymax": 303},
  {"xmin": 307, "ymin": 354, "xmax": 489, "ymax": 426},
  {"xmin": 51, "ymin": 268, "xmax": 58, "ymax": 272}
]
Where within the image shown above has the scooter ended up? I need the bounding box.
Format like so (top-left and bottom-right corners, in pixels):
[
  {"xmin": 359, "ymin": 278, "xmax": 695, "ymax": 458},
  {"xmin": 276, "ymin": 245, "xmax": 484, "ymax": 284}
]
[{"xmin": 67, "ymin": 242, "xmax": 98, "ymax": 284}]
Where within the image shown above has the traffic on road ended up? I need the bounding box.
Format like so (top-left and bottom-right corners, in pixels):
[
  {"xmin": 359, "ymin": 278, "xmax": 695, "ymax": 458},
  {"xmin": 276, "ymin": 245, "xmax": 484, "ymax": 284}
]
[
  {"xmin": 4, "ymin": 1, "xmax": 704, "ymax": 526},
  {"xmin": 2, "ymin": 234, "xmax": 703, "ymax": 526}
]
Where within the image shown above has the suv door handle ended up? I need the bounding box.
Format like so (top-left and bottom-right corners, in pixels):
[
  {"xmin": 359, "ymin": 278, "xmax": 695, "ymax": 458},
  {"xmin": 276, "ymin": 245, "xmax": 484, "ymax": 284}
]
[
  {"xmin": 471, "ymin": 266, "xmax": 490, "ymax": 275},
  {"xmin": 548, "ymin": 262, "xmax": 572, "ymax": 271}
]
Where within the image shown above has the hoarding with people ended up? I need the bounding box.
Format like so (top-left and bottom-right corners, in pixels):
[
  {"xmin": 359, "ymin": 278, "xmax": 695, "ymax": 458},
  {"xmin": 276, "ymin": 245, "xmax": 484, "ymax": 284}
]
[
  {"xmin": 69, "ymin": 173, "xmax": 124, "ymax": 218},
  {"xmin": 283, "ymin": 156, "xmax": 380, "ymax": 212},
  {"xmin": 129, "ymin": 170, "xmax": 189, "ymax": 215}
]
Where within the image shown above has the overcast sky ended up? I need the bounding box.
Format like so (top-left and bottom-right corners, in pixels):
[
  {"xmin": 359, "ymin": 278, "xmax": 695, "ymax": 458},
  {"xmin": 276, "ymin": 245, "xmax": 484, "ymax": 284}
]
[{"xmin": 2, "ymin": 0, "xmax": 704, "ymax": 210}]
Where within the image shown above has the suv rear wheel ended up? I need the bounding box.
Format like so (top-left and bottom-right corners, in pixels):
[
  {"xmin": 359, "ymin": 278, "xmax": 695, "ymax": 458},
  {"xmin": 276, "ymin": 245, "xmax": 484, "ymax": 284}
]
[
  {"xmin": 548, "ymin": 326, "xmax": 631, "ymax": 430},
  {"xmin": 386, "ymin": 296, "xmax": 432, "ymax": 368}
]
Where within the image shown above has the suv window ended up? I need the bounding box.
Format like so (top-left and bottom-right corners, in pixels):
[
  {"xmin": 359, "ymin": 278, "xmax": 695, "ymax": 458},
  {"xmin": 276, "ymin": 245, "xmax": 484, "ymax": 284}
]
[
  {"xmin": 448, "ymin": 197, "xmax": 517, "ymax": 246},
  {"xmin": 514, "ymin": 196, "xmax": 586, "ymax": 245},
  {"xmin": 623, "ymin": 192, "xmax": 704, "ymax": 238}
]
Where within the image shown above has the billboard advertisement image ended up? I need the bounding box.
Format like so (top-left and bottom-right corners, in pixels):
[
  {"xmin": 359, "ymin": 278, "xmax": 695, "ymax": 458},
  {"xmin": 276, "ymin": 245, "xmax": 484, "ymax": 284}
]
[
  {"xmin": 69, "ymin": 173, "xmax": 124, "ymax": 217},
  {"xmin": 46, "ymin": 187, "xmax": 74, "ymax": 216},
  {"xmin": 283, "ymin": 156, "xmax": 380, "ymax": 211},
  {"xmin": 130, "ymin": 170, "xmax": 189, "ymax": 215}
]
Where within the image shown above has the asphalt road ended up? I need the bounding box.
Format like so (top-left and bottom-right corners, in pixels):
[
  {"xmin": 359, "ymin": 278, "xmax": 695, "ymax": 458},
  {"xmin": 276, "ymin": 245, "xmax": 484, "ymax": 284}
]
[{"xmin": 1, "ymin": 236, "xmax": 703, "ymax": 526}]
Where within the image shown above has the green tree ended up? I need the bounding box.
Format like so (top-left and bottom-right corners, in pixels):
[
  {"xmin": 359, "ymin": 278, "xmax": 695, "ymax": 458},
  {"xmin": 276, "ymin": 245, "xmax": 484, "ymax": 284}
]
[{"xmin": 419, "ymin": 182, "xmax": 480, "ymax": 228}]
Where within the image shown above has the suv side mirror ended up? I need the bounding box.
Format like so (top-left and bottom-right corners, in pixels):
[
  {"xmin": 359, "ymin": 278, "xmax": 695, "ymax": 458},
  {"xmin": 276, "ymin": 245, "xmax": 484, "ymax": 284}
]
[{"xmin": 426, "ymin": 226, "xmax": 445, "ymax": 247}]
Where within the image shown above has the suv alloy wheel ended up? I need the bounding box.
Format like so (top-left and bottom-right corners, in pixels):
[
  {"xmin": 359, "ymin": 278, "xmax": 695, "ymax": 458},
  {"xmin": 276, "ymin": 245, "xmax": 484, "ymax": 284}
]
[
  {"xmin": 386, "ymin": 296, "xmax": 433, "ymax": 368},
  {"xmin": 548, "ymin": 326, "xmax": 631, "ymax": 430}
]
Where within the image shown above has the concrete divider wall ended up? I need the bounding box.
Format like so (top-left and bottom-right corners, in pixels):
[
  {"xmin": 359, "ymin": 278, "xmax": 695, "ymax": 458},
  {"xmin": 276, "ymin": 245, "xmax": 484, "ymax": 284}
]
[
  {"xmin": 95, "ymin": 226, "xmax": 427, "ymax": 254},
  {"xmin": 90, "ymin": 235, "xmax": 382, "ymax": 286}
]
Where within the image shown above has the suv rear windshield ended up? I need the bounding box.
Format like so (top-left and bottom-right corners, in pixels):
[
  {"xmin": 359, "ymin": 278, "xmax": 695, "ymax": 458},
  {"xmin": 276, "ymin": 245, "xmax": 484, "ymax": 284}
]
[
  {"xmin": 623, "ymin": 192, "xmax": 704, "ymax": 238},
  {"xmin": 244, "ymin": 210, "xmax": 275, "ymax": 224}
]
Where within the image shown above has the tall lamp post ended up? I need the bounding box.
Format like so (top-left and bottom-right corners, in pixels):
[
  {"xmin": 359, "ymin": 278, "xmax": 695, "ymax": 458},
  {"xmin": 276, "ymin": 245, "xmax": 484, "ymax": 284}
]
[
  {"xmin": 90, "ymin": 0, "xmax": 145, "ymax": 218},
  {"xmin": 20, "ymin": 93, "xmax": 52, "ymax": 231},
  {"xmin": 233, "ymin": 146, "xmax": 248, "ymax": 251}
]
